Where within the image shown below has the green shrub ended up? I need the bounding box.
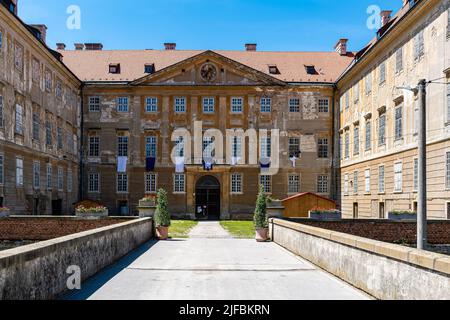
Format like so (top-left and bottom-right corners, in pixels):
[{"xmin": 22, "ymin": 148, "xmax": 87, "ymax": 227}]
[
  {"xmin": 254, "ymin": 186, "xmax": 268, "ymax": 229},
  {"xmin": 155, "ymin": 189, "xmax": 171, "ymax": 227},
  {"xmin": 391, "ymin": 210, "xmax": 416, "ymax": 215}
]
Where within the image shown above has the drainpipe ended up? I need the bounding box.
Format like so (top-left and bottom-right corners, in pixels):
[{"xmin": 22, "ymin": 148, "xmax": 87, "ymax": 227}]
[{"xmin": 78, "ymin": 83, "xmax": 85, "ymax": 203}]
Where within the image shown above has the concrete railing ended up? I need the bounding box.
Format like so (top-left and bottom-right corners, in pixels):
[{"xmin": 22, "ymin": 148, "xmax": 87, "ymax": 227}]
[
  {"xmin": 0, "ymin": 218, "xmax": 153, "ymax": 300},
  {"xmin": 270, "ymin": 218, "xmax": 450, "ymax": 300}
]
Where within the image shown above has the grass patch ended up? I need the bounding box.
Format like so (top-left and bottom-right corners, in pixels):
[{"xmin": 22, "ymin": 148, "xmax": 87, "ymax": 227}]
[
  {"xmin": 220, "ymin": 221, "xmax": 255, "ymax": 239},
  {"xmin": 169, "ymin": 220, "xmax": 198, "ymax": 238}
]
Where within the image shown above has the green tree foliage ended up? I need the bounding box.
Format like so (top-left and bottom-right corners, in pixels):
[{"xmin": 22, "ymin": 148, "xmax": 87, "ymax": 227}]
[
  {"xmin": 155, "ymin": 188, "xmax": 171, "ymax": 227},
  {"xmin": 254, "ymin": 185, "xmax": 268, "ymax": 229}
]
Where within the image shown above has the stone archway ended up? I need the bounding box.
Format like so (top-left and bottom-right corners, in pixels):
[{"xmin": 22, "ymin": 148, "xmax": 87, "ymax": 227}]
[{"xmin": 195, "ymin": 175, "xmax": 221, "ymax": 220}]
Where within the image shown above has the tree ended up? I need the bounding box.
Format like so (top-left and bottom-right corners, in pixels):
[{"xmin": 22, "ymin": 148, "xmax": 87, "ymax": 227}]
[
  {"xmin": 154, "ymin": 188, "xmax": 171, "ymax": 227},
  {"xmin": 254, "ymin": 185, "xmax": 268, "ymax": 229}
]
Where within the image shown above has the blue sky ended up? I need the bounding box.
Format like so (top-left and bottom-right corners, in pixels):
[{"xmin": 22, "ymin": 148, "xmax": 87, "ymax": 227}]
[{"xmin": 19, "ymin": 0, "xmax": 402, "ymax": 52}]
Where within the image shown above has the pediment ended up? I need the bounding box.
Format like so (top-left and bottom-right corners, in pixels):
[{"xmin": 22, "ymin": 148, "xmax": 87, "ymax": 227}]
[{"xmin": 131, "ymin": 51, "xmax": 286, "ymax": 86}]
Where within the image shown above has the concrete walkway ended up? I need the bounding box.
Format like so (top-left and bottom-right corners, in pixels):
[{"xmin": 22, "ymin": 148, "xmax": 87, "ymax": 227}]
[
  {"xmin": 188, "ymin": 221, "xmax": 232, "ymax": 239},
  {"xmin": 64, "ymin": 227, "xmax": 370, "ymax": 300}
]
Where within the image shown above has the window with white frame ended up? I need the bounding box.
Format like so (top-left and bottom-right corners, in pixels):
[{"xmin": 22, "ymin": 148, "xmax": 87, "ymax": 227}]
[
  {"xmin": 145, "ymin": 173, "xmax": 157, "ymax": 193},
  {"xmin": 174, "ymin": 174, "xmax": 185, "ymax": 193},
  {"xmin": 88, "ymin": 173, "xmax": 99, "ymax": 193},
  {"xmin": 231, "ymin": 97, "xmax": 243, "ymax": 113},
  {"xmin": 379, "ymin": 165, "xmax": 385, "ymax": 193},
  {"xmin": 446, "ymin": 152, "xmax": 450, "ymax": 189},
  {"xmin": 345, "ymin": 132, "xmax": 350, "ymax": 159},
  {"xmin": 394, "ymin": 162, "xmax": 403, "ymax": 193},
  {"xmin": 260, "ymin": 136, "xmax": 271, "ymax": 158},
  {"xmin": 33, "ymin": 161, "xmax": 40, "ymax": 189},
  {"xmin": 318, "ymin": 99, "xmax": 329, "ymax": 113},
  {"xmin": 231, "ymin": 173, "xmax": 243, "ymax": 194},
  {"xmin": 289, "ymin": 138, "xmax": 300, "ymax": 157},
  {"xmin": 317, "ymin": 175, "xmax": 329, "ymax": 193},
  {"xmin": 365, "ymin": 120, "xmax": 371, "ymax": 151},
  {"xmin": 353, "ymin": 127, "xmax": 360, "ymax": 155},
  {"xmin": 67, "ymin": 168, "xmax": 72, "ymax": 193},
  {"xmin": 146, "ymin": 136, "xmax": 157, "ymax": 158},
  {"xmin": 117, "ymin": 173, "xmax": 128, "ymax": 193},
  {"xmin": 289, "ymin": 98, "xmax": 300, "ymax": 113},
  {"xmin": 232, "ymin": 136, "xmax": 242, "ymax": 158},
  {"xmin": 365, "ymin": 169, "xmax": 371, "ymax": 194},
  {"xmin": 57, "ymin": 127, "xmax": 63, "ymax": 150},
  {"xmin": 413, "ymin": 30, "xmax": 425, "ymax": 60},
  {"xmin": 0, "ymin": 95, "xmax": 3, "ymax": 127},
  {"xmin": 379, "ymin": 62, "xmax": 386, "ymax": 85},
  {"xmin": 379, "ymin": 114, "xmax": 386, "ymax": 146},
  {"xmin": 89, "ymin": 96, "xmax": 100, "ymax": 112},
  {"xmin": 32, "ymin": 113, "xmax": 40, "ymax": 140},
  {"xmin": 57, "ymin": 167, "xmax": 64, "ymax": 191},
  {"xmin": 202, "ymin": 97, "xmax": 215, "ymax": 113},
  {"xmin": 89, "ymin": 136, "xmax": 100, "ymax": 157},
  {"xmin": 0, "ymin": 154, "xmax": 3, "ymax": 185},
  {"xmin": 288, "ymin": 174, "xmax": 300, "ymax": 194},
  {"xmin": 396, "ymin": 47, "xmax": 403, "ymax": 72},
  {"xmin": 344, "ymin": 174, "xmax": 349, "ymax": 195},
  {"xmin": 16, "ymin": 158, "xmax": 23, "ymax": 187},
  {"xmin": 146, "ymin": 97, "xmax": 158, "ymax": 113},
  {"xmin": 117, "ymin": 97, "xmax": 129, "ymax": 112},
  {"xmin": 260, "ymin": 175, "xmax": 272, "ymax": 193},
  {"xmin": 413, "ymin": 158, "xmax": 419, "ymax": 192},
  {"xmin": 395, "ymin": 106, "xmax": 403, "ymax": 140},
  {"xmin": 260, "ymin": 98, "xmax": 271, "ymax": 113},
  {"xmin": 318, "ymin": 138, "xmax": 329, "ymax": 158},
  {"xmin": 117, "ymin": 136, "xmax": 128, "ymax": 157},
  {"xmin": 46, "ymin": 164, "xmax": 52, "ymax": 190},
  {"xmin": 353, "ymin": 171, "xmax": 359, "ymax": 194},
  {"xmin": 174, "ymin": 97, "xmax": 186, "ymax": 113},
  {"xmin": 15, "ymin": 104, "xmax": 23, "ymax": 134}
]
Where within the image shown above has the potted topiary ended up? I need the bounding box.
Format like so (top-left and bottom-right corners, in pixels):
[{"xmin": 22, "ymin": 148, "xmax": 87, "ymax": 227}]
[
  {"xmin": 254, "ymin": 186, "xmax": 269, "ymax": 242},
  {"xmin": 0, "ymin": 207, "xmax": 11, "ymax": 218},
  {"xmin": 154, "ymin": 188, "xmax": 171, "ymax": 240}
]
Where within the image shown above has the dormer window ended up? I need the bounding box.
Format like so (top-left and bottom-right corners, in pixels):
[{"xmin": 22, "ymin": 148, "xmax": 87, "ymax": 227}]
[
  {"xmin": 305, "ymin": 65, "xmax": 317, "ymax": 75},
  {"xmin": 145, "ymin": 64, "xmax": 155, "ymax": 74},
  {"xmin": 109, "ymin": 63, "xmax": 120, "ymax": 74},
  {"xmin": 268, "ymin": 65, "xmax": 280, "ymax": 75}
]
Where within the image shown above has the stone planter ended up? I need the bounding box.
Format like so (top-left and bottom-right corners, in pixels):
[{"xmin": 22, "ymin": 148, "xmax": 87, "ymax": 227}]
[
  {"xmin": 309, "ymin": 211, "xmax": 342, "ymax": 221},
  {"xmin": 138, "ymin": 206, "xmax": 157, "ymax": 218},
  {"xmin": 139, "ymin": 200, "xmax": 156, "ymax": 207},
  {"xmin": 388, "ymin": 212, "xmax": 417, "ymax": 221},
  {"xmin": 75, "ymin": 209, "xmax": 109, "ymax": 219},
  {"xmin": 266, "ymin": 200, "xmax": 285, "ymax": 218},
  {"xmin": 0, "ymin": 210, "xmax": 11, "ymax": 218}
]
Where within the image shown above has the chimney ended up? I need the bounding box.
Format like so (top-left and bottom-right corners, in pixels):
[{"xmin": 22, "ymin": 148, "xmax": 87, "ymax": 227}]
[
  {"xmin": 164, "ymin": 43, "xmax": 176, "ymax": 50},
  {"xmin": 30, "ymin": 24, "xmax": 47, "ymax": 44},
  {"xmin": 84, "ymin": 43, "xmax": 103, "ymax": 51},
  {"xmin": 380, "ymin": 10, "xmax": 393, "ymax": 27},
  {"xmin": 334, "ymin": 39, "xmax": 348, "ymax": 56},
  {"xmin": 56, "ymin": 43, "xmax": 66, "ymax": 50},
  {"xmin": 74, "ymin": 43, "xmax": 85, "ymax": 51},
  {"xmin": 245, "ymin": 43, "xmax": 257, "ymax": 51}
]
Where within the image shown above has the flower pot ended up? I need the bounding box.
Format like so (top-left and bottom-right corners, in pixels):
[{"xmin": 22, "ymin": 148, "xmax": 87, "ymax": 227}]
[
  {"xmin": 156, "ymin": 226, "xmax": 169, "ymax": 240},
  {"xmin": 255, "ymin": 228, "xmax": 269, "ymax": 242}
]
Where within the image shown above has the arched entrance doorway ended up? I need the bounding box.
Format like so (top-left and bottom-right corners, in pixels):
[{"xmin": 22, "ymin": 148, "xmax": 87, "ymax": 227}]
[{"xmin": 195, "ymin": 175, "xmax": 221, "ymax": 220}]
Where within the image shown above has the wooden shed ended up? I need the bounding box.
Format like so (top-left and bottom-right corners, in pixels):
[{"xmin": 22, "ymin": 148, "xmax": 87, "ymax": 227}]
[{"xmin": 282, "ymin": 192, "xmax": 337, "ymax": 218}]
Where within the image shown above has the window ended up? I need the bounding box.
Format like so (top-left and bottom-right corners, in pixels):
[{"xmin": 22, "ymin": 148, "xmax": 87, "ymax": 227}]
[
  {"xmin": 396, "ymin": 47, "xmax": 403, "ymax": 72},
  {"xmin": 260, "ymin": 137, "xmax": 271, "ymax": 158},
  {"xmin": 289, "ymin": 98, "xmax": 300, "ymax": 113},
  {"xmin": 56, "ymin": 81, "xmax": 62, "ymax": 99},
  {"xmin": 117, "ymin": 173, "xmax": 128, "ymax": 193},
  {"xmin": 57, "ymin": 127, "xmax": 63, "ymax": 150},
  {"xmin": 260, "ymin": 98, "xmax": 271, "ymax": 113},
  {"xmin": 318, "ymin": 99, "xmax": 329, "ymax": 113},
  {"xmin": 379, "ymin": 165, "xmax": 385, "ymax": 193},
  {"xmin": 345, "ymin": 132, "xmax": 350, "ymax": 159},
  {"xmin": 146, "ymin": 97, "xmax": 158, "ymax": 113},
  {"xmin": 365, "ymin": 120, "xmax": 371, "ymax": 151},
  {"xmin": 353, "ymin": 82, "xmax": 359, "ymax": 103},
  {"xmin": 365, "ymin": 73, "xmax": 372, "ymax": 95},
  {"xmin": 45, "ymin": 70, "xmax": 52, "ymax": 92},
  {"xmin": 353, "ymin": 171, "xmax": 359, "ymax": 194},
  {"xmin": 117, "ymin": 136, "xmax": 128, "ymax": 157},
  {"xmin": 89, "ymin": 96, "xmax": 100, "ymax": 112},
  {"xmin": 345, "ymin": 91, "xmax": 350, "ymax": 109},
  {"xmin": 365, "ymin": 169, "xmax": 371, "ymax": 194},
  {"xmin": 14, "ymin": 43, "xmax": 23, "ymax": 71},
  {"xmin": 89, "ymin": 136, "xmax": 100, "ymax": 157},
  {"xmin": 174, "ymin": 174, "xmax": 185, "ymax": 193},
  {"xmin": 32, "ymin": 113, "xmax": 40, "ymax": 140},
  {"xmin": 413, "ymin": 30, "xmax": 425, "ymax": 60},
  {"xmin": 117, "ymin": 97, "xmax": 129, "ymax": 112},
  {"xmin": 413, "ymin": 158, "xmax": 419, "ymax": 192},
  {"xmin": 394, "ymin": 162, "xmax": 403, "ymax": 192},
  {"xmin": 260, "ymin": 175, "xmax": 272, "ymax": 193},
  {"xmin": 33, "ymin": 161, "xmax": 40, "ymax": 189},
  {"xmin": 344, "ymin": 174, "xmax": 349, "ymax": 195},
  {"xmin": 0, "ymin": 95, "xmax": 3, "ymax": 127},
  {"xmin": 289, "ymin": 138, "xmax": 300, "ymax": 157},
  {"xmin": 231, "ymin": 173, "xmax": 243, "ymax": 194},
  {"xmin": 447, "ymin": 83, "xmax": 450, "ymax": 122},
  {"xmin": 446, "ymin": 152, "xmax": 450, "ymax": 189},
  {"xmin": 232, "ymin": 136, "xmax": 242, "ymax": 158},
  {"xmin": 57, "ymin": 167, "xmax": 64, "ymax": 191},
  {"xmin": 67, "ymin": 168, "xmax": 72, "ymax": 193},
  {"xmin": 317, "ymin": 175, "xmax": 329, "ymax": 193},
  {"xmin": 144, "ymin": 64, "xmax": 155, "ymax": 74},
  {"xmin": 46, "ymin": 120, "xmax": 52, "ymax": 146},
  {"xmin": 353, "ymin": 127, "xmax": 360, "ymax": 156},
  {"xmin": 379, "ymin": 62, "xmax": 386, "ymax": 85},
  {"xmin": 268, "ymin": 65, "xmax": 280, "ymax": 74},
  {"xmin": 288, "ymin": 174, "xmax": 300, "ymax": 194},
  {"xmin": 46, "ymin": 164, "xmax": 52, "ymax": 190},
  {"xmin": 146, "ymin": 136, "xmax": 157, "ymax": 158},
  {"xmin": 395, "ymin": 106, "xmax": 403, "ymax": 140},
  {"xmin": 88, "ymin": 173, "xmax": 99, "ymax": 193},
  {"xmin": 145, "ymin": 173, "xmax": 157, "ymax": 193},
  {"xmin": 15, "ymin": 105, "xmax": 23, "ymax": 134},
  {"xmin": 0, "ymin": 154, "xmax": 3, "ymax": 185},
  {"xmin": 305, "ymin": 65, "xmax": 317, "ymax": 75},
  {"xmin": 379, "ymin": 114, "xmax": 386, "ymax": 146},
  {"xmin": 32, "ymin": 58, "xmax": 40, "ymax": 83},
  {"xmin": 109, "ymin": 64, "xmax": 120, "ymax": 74},
  {"xmin": 16, "ymin": 158, "xmax": 23, "ymax": 187},
  {"xmin": 203, "ymin": 97, "xmax": 215, "ymax": 113},
  {"xmin": 175, "ymin": 136, "xmax": 184, "ymax": 157},
  {"xmin": 203, "ymin": 137, "xmax": 215, "ymax": 158},
  {"xmin": 231, "ymin": 97, "xmax": 243, "ymax": 113},
  {"xmin": 318, "ymin": 138, "xmax": 329, "ymax": 158},
  {"xmin": 174, "ymin": 97, "xmax": 186, "ymax": 113}
]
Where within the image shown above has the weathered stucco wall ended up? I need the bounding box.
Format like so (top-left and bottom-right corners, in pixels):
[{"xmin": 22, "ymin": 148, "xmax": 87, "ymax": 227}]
[
  {"xmin": 270, "ymin": 218, "xmax": 450, "ymax": 300},
  {"xmin": 0, "ymin": 218, "xmax": 152, "ymax": 300}
]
